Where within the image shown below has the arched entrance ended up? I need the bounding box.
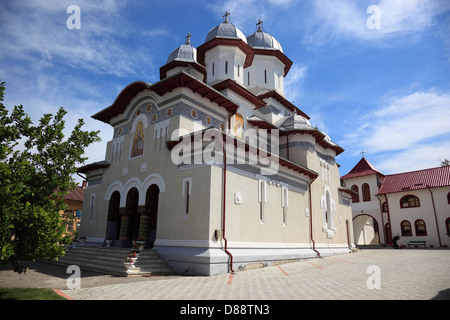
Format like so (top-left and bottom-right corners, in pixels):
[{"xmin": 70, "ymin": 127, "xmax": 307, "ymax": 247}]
[
  {"xmin": 144, "ymin": 184, "xmax": 160, "ymax": 248},
  {"xmin": 353, "ymin": 214, "xmax": 380, "ymax": 246},
  {"xmin": 106, "ymin": 191, "xmax": 121, "ymax": 240},
  {"xmin": 119, "ymin": 187, "xmax": 139, "ymax": 241}
]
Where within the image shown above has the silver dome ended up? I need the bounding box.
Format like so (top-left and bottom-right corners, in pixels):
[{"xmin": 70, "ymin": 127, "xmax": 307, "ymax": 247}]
[
  {"xmin": 205, "ymin": 12, "xmax": 247, "ymax": 43},
  {"xmin": 247, "ymin": 20, "xmax": 283, "ymax": 52},
  {"xmin": 167, "ymin": 33, "xmax": 197, "ymax": 63},
  {"xmin": 247, "ymin": 30, "xmax": 283, "ymax": 52},
  {"xmin": 281, "ymin": 114, "xmax": 312, "ymax": 130}
]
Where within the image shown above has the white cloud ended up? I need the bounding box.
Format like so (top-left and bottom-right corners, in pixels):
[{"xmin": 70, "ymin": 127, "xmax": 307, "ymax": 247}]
[
  {"xmin": 303, "ymin": 0, "xmax": 450, "ymax": 46},
  {"xmin": 342, "ymin": 89, "xmax": 450, "ymax": 158},
  {"xmin": 375, "ymin": 141, "xmax": 450, "ymax": 174}
]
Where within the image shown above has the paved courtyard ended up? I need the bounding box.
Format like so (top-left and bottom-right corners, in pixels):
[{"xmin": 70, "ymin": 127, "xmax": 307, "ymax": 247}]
[
  {"xmin": 1, "ymin": 249, "xmax": 449, "ymax": 301},
  {"xmin": 62, "ymin": 249, "xmax": 449, "ymax": 300}
]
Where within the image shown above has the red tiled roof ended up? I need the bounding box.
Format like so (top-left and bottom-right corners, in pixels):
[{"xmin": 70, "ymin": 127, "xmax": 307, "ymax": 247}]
[
  {"xmin": 64, "ymin": 186, "xmax": 85, "ymax": 202},
  {"xmin": 378, "ymin": 165, "xmax": 450, "ymax": 195},
  {"xmin": 341, "ymin": 157, "xmax": 384, "ymax": 180}
]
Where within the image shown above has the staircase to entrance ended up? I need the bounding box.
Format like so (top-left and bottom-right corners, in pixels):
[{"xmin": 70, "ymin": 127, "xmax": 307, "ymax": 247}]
[{"xmin": 54, "ymin": 246, "xmax": 175, "ymax": 276}]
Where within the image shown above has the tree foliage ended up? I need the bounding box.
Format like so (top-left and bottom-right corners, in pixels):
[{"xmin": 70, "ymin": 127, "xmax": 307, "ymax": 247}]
[{"xmin": 0, "ymin": 80, "xmax": 100, "ymax": 273}]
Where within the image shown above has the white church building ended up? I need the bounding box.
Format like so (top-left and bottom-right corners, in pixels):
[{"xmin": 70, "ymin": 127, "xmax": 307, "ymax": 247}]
[{"xmin": 77, "ymin": 13, "xmax": 355, "ymax": 275}]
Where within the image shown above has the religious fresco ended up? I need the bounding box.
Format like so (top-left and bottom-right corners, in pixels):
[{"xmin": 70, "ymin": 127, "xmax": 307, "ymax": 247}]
[
  {"xmin": 234, "ymin": 113, "xmax": 244, "ymax": 139},
  {"xmin": 131, "ymin": 121, "xmax": 144, "ymax": 157}
]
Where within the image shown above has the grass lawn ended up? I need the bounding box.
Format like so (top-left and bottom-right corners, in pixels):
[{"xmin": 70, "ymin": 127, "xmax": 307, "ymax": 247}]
[{"xmin": 0, "ymin": 288, "xmax": 67, "ymax": 300}]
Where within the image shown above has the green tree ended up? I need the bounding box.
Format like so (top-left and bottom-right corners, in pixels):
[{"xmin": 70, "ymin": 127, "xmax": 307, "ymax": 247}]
[
  {"xmin": 441, "ymin": 158, "xmax": 450, "ymax": 167},
  {"xmin": 0, "ymin": 80, "xmax": 100, "ymax": 273}
]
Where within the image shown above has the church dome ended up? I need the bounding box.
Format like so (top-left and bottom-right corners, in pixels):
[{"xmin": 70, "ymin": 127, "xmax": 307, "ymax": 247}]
[
  {"xmin": 167, "ymin": 33, "xmax": 197, "ymax": 63},
  {"xmin": 281, "ymin": 113, "xmax": 312, "ymax": 130},
  {"xmin": 247, "ymin": 21, "xmax": 283, "ymax": 52},
  {"xmin": 205, "ymin": 12, "xmax": 247, "ymax": 44}
]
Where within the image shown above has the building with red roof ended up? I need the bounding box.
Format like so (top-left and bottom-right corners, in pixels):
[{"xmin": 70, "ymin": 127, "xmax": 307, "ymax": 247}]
[{"xmin": 342, "ymin": 158, "xmax": 450, "ymax": 248}]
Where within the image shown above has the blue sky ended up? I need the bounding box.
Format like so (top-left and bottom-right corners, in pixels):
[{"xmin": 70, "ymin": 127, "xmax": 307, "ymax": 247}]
[{"xmin": 1, "ymin": 0, "xmax": 449, "ymax": 180}]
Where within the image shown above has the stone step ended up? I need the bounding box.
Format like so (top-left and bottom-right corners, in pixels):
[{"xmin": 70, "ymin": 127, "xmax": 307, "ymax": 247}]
[{"xmin": 54, "ymin": 247, "xmax": 175, "ymax": 276}]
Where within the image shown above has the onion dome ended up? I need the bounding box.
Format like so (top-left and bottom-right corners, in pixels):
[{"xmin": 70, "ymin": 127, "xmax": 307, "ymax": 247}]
[
  {"xmin": 247, "ymin": 19, "xmax": 283, "ymax": 52},
  {"xmin": 205, "ymin": 11, "xmax": 247, "ymax": 43},
  {"xmin": 167, "ymin": 33, "xmax": 197, "ymax": 63}
]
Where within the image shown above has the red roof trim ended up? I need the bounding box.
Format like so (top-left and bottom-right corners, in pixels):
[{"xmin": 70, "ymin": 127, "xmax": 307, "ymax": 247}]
[
  {"xmin": 167, "ymin": 130, "xmax": 318, "ymax": 179},
  {"xmin": 92, "ymin": 81, "xmax": 151, "ymax": 124},
  {"xmin": 256, "ymin": 90, "xmax": 310, "ymax": 119},
  {"xmin": 77, "ymin": 161, "xmax": 110, "ymax": 174},
  {"xmin": 159, "ymin": 60, "xmax": 207, "ymax": 81},
  {"xmin": 252, "ymin": 48, "xmax": 293, "ymax": 76},
  {"xmin": 197, "ymin": 38, "xmax": 255, "ymax": 68},
  {"xmin": 281, "ymin": 129, "xmax": 345, "ymax": 156},
  {"xmin": 212, "ymin": 79, "xmax": 266, "ymax": 108}
]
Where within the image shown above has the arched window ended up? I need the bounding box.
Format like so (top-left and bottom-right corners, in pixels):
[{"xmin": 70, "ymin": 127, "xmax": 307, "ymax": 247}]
[
  {"xmin": 400, "ymin": 195, "xmax": 420, "ymax": 208},
  {"xmin": 351, "ymin": 185, "xmax": 359, "ymax": 203},
  {"xmin": 362, "ymin": 183, "xmax": 371, "ymax": 202},
  {"xmin": 400, "ymin": 220, "xmax": 412, "ymax": 236},
  {"xmin": 414, "ymin": 219, "xmax": 427, "ymax": 236}
]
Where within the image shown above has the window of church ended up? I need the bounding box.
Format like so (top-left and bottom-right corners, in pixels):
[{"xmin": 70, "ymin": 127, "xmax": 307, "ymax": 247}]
[
  {"xmin": 362, "ymin": 183, "xmax": 371, "ymax": 202},
  {"xmin": 258, "ymin": 180, "xmax": 266, "ymax": 224},
  {"xmin": 89, "ymin": 194, "xmax": 95, "ymax": 223},
  {"xmin": 400, "ymin": 195, "xmax": 420, "ymax": 208},
  {"xmin": 447, "ymin": 192, "xmax": 450, "ymax": 204},
  {"xmin": 382, "ymin": 202, "xmax": 388, "ymax": 212},
  {"xmin": 248, "ymin": 72, "xmax": 250, "ymax": 86},
  {"xmin": 401, "ymin": 220, "xmax": 412, "ymax": 236},
  {"xmin": 281, "ymin": 186, "xmax": 288, "ymax": 226},
  {"xmin": 264, "ymin": 70, "xmax": 267, "ymax": 84},
  {"xmin": 225, "ymin": 61, "xmax": 228, "ymax": 75},
  {"xmin": 212, "ymin": 63, "xmax": 215, "ymax": 76},
  {"xmin": 414, "ymin": 219, "xmax": 427, "ymax": 236},
  {"xmin": 351, "ymin": 185, "xmax": 359, "ymax": 203},
  {"xmin": 182, "ymin": 177, "xmax": 192, "ymax": 218}
]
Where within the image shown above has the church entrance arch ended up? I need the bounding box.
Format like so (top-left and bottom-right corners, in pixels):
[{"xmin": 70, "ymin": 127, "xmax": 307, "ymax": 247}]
[
  {"xmin": 353, "ymin": 214, "xmax": 380, "ymax": 246},
  {"xmin": 106, "ymin": 191, "xmax": 121, "ymax": 240},
  {"xmin": 144, "ymin": 184, "xmax": 160, "ymax": 248}
]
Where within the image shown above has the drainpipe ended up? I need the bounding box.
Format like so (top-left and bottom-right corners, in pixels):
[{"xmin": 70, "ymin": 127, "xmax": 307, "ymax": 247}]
[
  {"xmin": 221, "ymin": 131, "xmax": 234, "ymax": 273},
  {"xmin": 376, "ymin": 195, "xmax": 386, "ymax": 245},
  {"xmin": 427, "ymin": 186, "xmax": 442, "ymax": 247},
  {"xmin": 384, "ymin": 194, "xmax": 393, "ymax": 246},
  {"xmin": 308, "ymin": 176, "xmax": 321, "ymax": 258}
]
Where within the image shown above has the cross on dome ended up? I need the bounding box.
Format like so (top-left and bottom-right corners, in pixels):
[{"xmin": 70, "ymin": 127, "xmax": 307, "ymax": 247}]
[
  {"xmin": 256, "ymin": 18, "xmax": 263, "ymax": 32},
  {"xmin": 185, "ymin": 32, "xmax": 192, "ymax": 45},
  {"xmin": 223, "ymin": 11, "xmax": 230, "ymax": 23}
]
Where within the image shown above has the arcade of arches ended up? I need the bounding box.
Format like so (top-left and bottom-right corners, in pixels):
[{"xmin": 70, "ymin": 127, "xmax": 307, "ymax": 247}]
[{"xmin": 106, "ymin": 184, "xmax": 159, "ymax": 246}]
